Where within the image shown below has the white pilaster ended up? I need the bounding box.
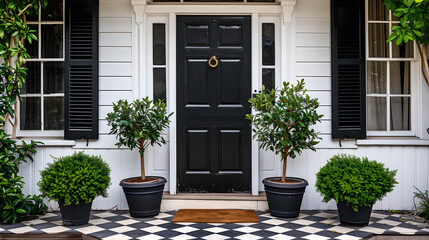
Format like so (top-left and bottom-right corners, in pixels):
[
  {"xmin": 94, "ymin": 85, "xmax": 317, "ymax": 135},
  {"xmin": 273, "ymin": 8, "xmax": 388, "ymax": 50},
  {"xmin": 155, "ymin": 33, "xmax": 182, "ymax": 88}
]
[{"xmin": 131, "ymin": 0, "xmax": 147, "ymax": 98}]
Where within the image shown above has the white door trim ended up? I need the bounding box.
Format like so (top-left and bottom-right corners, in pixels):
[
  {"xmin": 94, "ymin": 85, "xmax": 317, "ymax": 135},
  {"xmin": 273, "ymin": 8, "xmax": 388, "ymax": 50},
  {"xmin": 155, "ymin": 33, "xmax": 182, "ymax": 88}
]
[{"xmin": 132, "ymin": 2, "xmax": 296, "ymax": 196}]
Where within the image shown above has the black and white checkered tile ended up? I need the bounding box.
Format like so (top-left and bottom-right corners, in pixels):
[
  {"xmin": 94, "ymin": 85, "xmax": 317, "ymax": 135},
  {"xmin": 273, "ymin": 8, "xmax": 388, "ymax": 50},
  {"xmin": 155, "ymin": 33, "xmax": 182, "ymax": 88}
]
[{"xmin": 1, "ymin": 210, "xmax": 428, "ymax": 239}]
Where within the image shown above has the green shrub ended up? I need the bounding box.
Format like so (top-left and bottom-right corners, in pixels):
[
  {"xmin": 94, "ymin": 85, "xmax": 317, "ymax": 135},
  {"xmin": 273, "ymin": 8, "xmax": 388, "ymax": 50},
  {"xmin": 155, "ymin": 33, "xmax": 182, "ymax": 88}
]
[
  {"xmin": 38, "ymin": 152, "xmax": 111, "ymax": 206},
  {"xmin": 0, "ymin": 130, "xmax": 47, "ymax": 224},
  {"xmin": 315, "ymin": 154, "xmax": 398, "ymax": 212}
]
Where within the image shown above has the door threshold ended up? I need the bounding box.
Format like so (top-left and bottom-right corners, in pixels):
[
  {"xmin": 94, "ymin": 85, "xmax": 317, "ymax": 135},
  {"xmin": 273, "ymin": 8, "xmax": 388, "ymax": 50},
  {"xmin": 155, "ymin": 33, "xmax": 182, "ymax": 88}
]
[{"xmin": 163, "ymin": 192, "xmax": 266, "ymax": 201}]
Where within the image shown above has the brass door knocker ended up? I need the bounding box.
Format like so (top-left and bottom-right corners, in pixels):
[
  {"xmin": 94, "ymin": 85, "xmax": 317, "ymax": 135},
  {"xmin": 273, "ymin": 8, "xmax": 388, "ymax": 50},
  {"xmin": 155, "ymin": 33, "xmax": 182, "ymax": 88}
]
[{"xmin": 208, "ymin": 56, "xmax": 219, "ymax": 68}]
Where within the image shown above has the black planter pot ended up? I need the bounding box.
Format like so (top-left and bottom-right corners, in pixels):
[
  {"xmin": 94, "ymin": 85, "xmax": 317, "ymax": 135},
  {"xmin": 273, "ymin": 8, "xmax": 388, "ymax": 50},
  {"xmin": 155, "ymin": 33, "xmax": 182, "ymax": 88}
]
[
  {"xmin": 120, "ymin": 176, "xmax": 167, "ymax": 218},
  {"xmin": 263, "ymin": 177, "xmax": 308, "ymax": 218},
  {"xmin": 58, "ymin": 201, "xmax": 92, "ymax": 226},
  {"xmin": 337, "ymin": 201, "xmax": 373, "ymax": 226}
]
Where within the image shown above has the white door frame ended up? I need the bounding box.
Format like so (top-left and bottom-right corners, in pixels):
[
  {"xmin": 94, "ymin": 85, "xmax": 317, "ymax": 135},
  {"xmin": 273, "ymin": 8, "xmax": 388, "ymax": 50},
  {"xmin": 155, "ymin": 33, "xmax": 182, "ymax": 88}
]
[{"xmin": 131, "ymin": 0, "xmax": 297, "ymax": 196}]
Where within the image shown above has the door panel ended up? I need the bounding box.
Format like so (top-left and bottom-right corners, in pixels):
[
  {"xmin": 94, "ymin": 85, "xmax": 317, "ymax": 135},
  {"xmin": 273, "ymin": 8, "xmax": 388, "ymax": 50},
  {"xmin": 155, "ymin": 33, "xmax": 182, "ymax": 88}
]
[
  {"xmin": 220, "ymin": 59, "xmax": 242, "ymax": 104},
  {"xmin": 187, "ymin": 59, "xmax": 208, "ymax": 105},
  {"xmin": 187, "ymin": 130, "xmax": 210, "ymax": 171},
  {"xmin": 219, "ymin": 130, "xmax": 242, "ymax": 171},
  {"xmin": 177, "ymin": 16, "xmax": 251, "ymax": 193}
]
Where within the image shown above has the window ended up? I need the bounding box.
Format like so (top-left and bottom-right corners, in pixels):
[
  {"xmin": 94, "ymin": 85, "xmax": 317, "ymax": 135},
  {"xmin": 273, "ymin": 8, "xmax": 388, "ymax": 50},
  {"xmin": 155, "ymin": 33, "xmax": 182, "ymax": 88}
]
[
  {"xmin": 331, "ymin": 0, "xmax": 419, "ymax": 139},
  {"xmin": 262, "ymin": 23, "xmax": 275, "ymax": 91},
  {"xmin": 153, "ymin": 23, "xmax": 167, "ymax": 102},
  {"xmin": 21, "ymin": 0, "xmax": 65, "ymax": 132},
  {"xmin": 366, "ymin": 0, "xmax": 415, "ymax": 135},
  {"xmin": 260, "ymin": 17, "xmax": 279, "ymax": 93}
]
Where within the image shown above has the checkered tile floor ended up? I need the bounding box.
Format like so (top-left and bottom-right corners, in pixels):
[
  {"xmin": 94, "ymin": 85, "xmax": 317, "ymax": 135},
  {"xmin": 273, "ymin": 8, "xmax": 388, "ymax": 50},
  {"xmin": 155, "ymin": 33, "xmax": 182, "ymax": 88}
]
[{"xmin": 1, "ymin": 210, "xmax": 428, "ymax": 239}]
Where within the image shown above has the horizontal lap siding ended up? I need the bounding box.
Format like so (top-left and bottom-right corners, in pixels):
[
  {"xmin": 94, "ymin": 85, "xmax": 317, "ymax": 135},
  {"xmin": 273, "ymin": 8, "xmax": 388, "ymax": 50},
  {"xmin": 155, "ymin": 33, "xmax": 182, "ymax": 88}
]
[
  {"xmin": 296, "ymin": 0, "xmax": 331, "ymax": 139},
  {"xmin": 98, "ymin": 1, "xmax": 132, "ymax": 138}
]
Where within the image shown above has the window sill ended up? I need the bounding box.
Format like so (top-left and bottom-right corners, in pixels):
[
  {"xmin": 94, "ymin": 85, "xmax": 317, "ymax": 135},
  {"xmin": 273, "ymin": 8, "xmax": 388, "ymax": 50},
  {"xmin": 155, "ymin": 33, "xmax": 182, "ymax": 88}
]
[
  {"xmin": 356, "ymin": 137, "xmax": 429, "ymax": 146},
  {"xmin": 17, "ymin": 138, "xmax": 76, "ymax": 147}
]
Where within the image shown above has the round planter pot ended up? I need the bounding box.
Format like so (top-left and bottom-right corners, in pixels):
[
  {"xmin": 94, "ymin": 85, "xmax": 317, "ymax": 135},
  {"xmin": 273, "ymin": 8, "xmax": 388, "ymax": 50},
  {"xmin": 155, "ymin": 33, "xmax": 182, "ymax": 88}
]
[
  {"xmin": 337, "ymin": 201, "xmax": 373, "ymax": 226},
  {"xmin": 120, "ymin": 176, "xmax": 167, "ymax": 218},
  {"xmin": 262, "ymin": 177, "xmax": 308, "ymax": 218},
  {"xmin": 58, "ymin": 201, "xmax": 92, "ymax": 226}
]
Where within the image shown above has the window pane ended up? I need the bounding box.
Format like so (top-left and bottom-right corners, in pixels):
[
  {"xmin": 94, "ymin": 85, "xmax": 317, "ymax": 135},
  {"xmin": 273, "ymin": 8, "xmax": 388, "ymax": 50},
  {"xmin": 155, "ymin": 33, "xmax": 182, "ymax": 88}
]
[
  {"xmin": 368, "ymin": 23, "xmax": 389, "ymax": 58},
  {"xmin": 20, "ymin": 97, "xmax": 41, "ymax": 130},
  {"xmin": 42, "ymin": 0, "xmax": 63, "ymax": 21},
  {"xmin": 44, "ymin": 62, "xmax": 64, "ymax": 94},
  {"xmin": 26, "ymin": 25, "xmax": 39, "ymax": 58},
  {"xmin": 390, "ymin": 61, "xmax": 410, "ymax": 94},
  {"xmin": 368, "ymin": 0, "xmax": 389, "ymax": 21},
  {"xmin": 42, "ymin": 25, "xmax": 63, "ymax": 58},
  {"xmin": 262, "ymin": 68, "xmax": 275, "ymax": 91},
  {"xmin": 153, "ymin": 24, "xmax": 166, "ymax": 65},
  {"xmin": 367, "ymin": 97, "xmax": 387, "ymax": 131},
  {"xmin": 23, "ymin": 62, "xmax": 41, "ymax": 94},
  {"xmin": 390, "ymin": 97, "xmax": 410, "ymax": 131},
  {"xmin": 26, "ymin": 10, "xmax": 39, "ymax": 22},
  {"xmin": 153, "ymin": 68, "xmax": 166, "ymax": 101},
  {"xmin": 44, "ymin": 97, "xmax": 64, "ymax": 130},
  {"xmin": 262, "ymin": 23, "xmax": 275, "ymax": 66},
  {"xmin": 367, "ymin": 61, "xmax": 387, "ymax": 94}
]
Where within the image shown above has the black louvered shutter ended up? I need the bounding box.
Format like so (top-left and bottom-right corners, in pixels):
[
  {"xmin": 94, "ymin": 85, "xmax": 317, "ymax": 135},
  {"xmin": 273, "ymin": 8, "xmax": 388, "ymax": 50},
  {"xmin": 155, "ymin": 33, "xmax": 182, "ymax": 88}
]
[
  {"xmin": 331, "ymin": 0, "xmax": 366, "ymax": 139},
  {"xmin": 65, "ymin": 0, "xmax": 99, "ymax": 140}
]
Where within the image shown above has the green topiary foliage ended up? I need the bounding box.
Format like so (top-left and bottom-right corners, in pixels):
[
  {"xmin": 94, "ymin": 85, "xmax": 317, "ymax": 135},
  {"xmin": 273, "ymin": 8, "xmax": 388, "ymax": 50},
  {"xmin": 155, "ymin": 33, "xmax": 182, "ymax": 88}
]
[
  {"xmin": 106, "ymin": 97, "xmax": 172, "ymax": 180},
  {"xmin": 247, "ymin": 79, "xmax": 323, "ymax": 183},
  {"xmin": 315, "ymin": 154, "xmax": 398, "ymax": 212},
  {"xmin": 38, "ymin": 152, "xmax": 111, "ymax": 206}
]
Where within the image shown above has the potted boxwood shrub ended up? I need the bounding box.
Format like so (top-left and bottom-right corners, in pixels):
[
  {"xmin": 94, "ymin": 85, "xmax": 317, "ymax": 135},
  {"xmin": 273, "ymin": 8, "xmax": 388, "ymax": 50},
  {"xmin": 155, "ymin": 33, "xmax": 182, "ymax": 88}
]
[
  {"xmin": 315, "ymin": 154, "xmax": 397, "ymax": 226},
  {"xmin": 106, "ymin": 97, "xmax": 172, "ymax": 218},
  {"xmin": 247, "ymin": 79, "xmax": 323, "ymax": 218},
  {"xmin": 38, "ymin": 152, "xmax": 111, "ymax": 226}
]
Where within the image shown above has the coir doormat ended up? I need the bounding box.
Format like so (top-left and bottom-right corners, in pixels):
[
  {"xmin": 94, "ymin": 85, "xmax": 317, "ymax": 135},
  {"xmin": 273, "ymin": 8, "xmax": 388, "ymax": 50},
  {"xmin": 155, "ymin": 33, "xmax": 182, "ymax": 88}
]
[{"xmin": 172, "ymin": 209, "xmax": 259, "ymax": 223}]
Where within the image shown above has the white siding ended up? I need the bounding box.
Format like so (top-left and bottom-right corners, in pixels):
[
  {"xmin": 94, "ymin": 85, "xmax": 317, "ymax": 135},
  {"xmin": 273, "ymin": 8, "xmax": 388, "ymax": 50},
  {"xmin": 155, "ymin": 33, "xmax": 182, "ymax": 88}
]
[{"xmin": 18, "ymin": 0, "xmax": 429, "ymax": 211}]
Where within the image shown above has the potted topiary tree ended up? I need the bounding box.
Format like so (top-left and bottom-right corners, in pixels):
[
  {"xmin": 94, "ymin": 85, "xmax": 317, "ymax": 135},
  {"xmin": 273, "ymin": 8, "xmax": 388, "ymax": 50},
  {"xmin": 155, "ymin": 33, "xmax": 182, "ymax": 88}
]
[
  {"xmin": 106, "ymin": 97, "xmax": 172, "ymax": 218},
  {"xmin": 247, "ymin": 79, "xmax": 323, "ymax": 218},
  {"xmin": 315, "ymin": 154, "xmax": 397, "ymax": 226},
  {"xmin": 38, "ymin": 152, "xmax": 111, "ymax": 226}
]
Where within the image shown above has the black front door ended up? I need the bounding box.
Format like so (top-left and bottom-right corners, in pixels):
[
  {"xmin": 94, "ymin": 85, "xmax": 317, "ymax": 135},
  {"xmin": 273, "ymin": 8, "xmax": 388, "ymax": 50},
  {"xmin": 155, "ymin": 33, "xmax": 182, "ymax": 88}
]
[{"xmin": 177, "ymin": 16, "xmax": 252, "ymax": 193}]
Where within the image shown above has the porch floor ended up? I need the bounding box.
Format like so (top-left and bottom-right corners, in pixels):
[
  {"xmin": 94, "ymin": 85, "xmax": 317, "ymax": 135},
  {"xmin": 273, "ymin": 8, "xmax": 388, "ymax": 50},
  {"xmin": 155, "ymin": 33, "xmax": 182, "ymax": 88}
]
[{"xmin": 1, "ymin": 210, "xmax": 428, "ymax": 240}]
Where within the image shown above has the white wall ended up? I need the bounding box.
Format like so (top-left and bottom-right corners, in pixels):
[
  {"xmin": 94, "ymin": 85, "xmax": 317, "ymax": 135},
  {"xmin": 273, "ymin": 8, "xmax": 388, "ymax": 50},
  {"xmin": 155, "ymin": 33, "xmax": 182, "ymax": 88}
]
[{"xmin": 18, "ymin": 0, "xmax": 429, "ymax": 211}]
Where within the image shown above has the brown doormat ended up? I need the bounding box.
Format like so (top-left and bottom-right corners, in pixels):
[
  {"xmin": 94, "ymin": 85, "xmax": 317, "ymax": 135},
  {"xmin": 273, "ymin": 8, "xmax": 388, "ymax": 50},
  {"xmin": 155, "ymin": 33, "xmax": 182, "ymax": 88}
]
[{"xmin": 172, "ymin": 209, "xmax": 259, "ymax": 223}]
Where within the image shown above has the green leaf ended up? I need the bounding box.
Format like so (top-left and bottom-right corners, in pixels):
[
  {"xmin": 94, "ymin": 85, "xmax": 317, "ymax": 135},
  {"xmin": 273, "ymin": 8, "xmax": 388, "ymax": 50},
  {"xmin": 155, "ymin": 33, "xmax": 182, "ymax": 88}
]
[{"xmin": 15, "ymin": 209, "xmax": 26, "ymax": 214}]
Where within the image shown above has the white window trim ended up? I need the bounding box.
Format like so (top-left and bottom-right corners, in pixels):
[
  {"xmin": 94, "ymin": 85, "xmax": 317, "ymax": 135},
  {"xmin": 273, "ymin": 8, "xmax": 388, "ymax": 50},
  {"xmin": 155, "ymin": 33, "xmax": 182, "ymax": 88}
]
[
  {"xmin": 259, "ymin": 16, "xmax": 281, "ymax": 91},
  {"xmin": 17, "ymin": 0, "xmax": 65, "ymax": 138},
  {"xmin": 146, "ymin": 16, "xmax": 170, "ymax": 181},
  {"xmin": 365, "ymin": 0, "xmax": 420, "ymax": 137}
]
